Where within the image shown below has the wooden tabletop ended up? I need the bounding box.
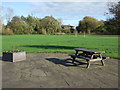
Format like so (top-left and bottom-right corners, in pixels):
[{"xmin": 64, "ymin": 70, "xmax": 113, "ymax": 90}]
[{"xmin": 74, "ymin": 48, "xmax": 105, "ymax": 54}]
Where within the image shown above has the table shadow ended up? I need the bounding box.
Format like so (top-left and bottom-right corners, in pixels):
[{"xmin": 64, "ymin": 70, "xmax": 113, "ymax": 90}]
[
  {"xmin": 0, "ymin": 56, "xmax": 2, "ymax": 61},
  {"xmin": 45, "ymin": 58, "xmax": 87, "ymax": 67}
]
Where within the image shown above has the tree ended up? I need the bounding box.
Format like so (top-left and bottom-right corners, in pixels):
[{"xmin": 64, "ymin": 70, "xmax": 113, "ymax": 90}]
[
  {"xmin": 40, "ymin": 16, "xmax": 62, "ymax": 34},
  {"xmin": 2, "ymin": 27, "xmax": 14, "ymax": 35},
  {"xmin": 4, "ymin": 15, "xmax": 62, "ymax": 35},
  {"xmin": 105, "ymin": 1, "xmax": 120, "ymax": 35},
  {"xmin": 7, "ymin": 16, "xmax": 33, "ymax": 34},
  {"xmin": 94, "ymin": 25, "xmax": 108, "ymax": 34},
  {"xmin": 26, "ymin": 15, "xmax": 37, "ymax": 29},
  {"xmin": 108, "ymin": 2, "xmax": 120, "ymax": 20},
  {"xmin": 32, "ymin": 18, "xmax": 42, "ymax": 34},
  {"xmin": 5, "ymin": 8, "xmax": 14, "ymax": 22},
  {"xmin": 76, "ymin": 16, "xmax": 104, "ymax": 34},
  {"xmin": 21, "ymin": 15, "xmax": 27, "ymax": 22},
  {"xmin": 1, "ymin": 6, "xmax": 14, "ymax": 22}
]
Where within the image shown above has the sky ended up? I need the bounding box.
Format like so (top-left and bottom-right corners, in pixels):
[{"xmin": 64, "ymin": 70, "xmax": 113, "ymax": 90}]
[{"xmin": 1, "ymin": 1, "xmax": 111, "ymax": 26}]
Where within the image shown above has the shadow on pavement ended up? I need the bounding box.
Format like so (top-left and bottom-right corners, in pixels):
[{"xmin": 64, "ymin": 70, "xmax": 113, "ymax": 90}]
[
  {"xmin": 45, "ymin": 58, "xmax": 87, "ymax": 67},
  {"xmin": 0, "ymin": 56, "xmax": 2, "ymax": 61}
]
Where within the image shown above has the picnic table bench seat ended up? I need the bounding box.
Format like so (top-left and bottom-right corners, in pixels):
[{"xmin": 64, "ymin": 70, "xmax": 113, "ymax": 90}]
[
  {"xmin": 69, "ymin": 54, "xmax": 108, "ymax": 61},
  {"xmin": 69, "ymin": 54, "xmax": 109, "ymax": 68}
]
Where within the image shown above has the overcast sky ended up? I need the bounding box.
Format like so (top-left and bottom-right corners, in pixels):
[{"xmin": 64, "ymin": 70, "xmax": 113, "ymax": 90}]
[{"xmin": 2, "ymin": 1, "xmax": 111, "ymax": 26}]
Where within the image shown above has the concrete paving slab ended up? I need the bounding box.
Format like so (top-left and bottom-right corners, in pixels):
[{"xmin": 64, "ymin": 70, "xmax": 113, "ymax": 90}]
[{"xmin": 1, "ymin": 53, "xmax": 118, "ymax": 88}]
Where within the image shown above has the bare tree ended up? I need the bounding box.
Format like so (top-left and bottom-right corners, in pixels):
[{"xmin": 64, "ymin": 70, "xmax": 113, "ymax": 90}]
[
  {"xmin": 105, "ymin": 1, "xmax": 120, "ymax": 34},
  {"xmin": 5, "ymin": 8, "xmax": 14, "ymax": 22},
  {"xmin": 0, "ymin": 6, "xmax": 2, "ymax": 34},
  {"xmin": 1, "ymin": 5, "xmax": 14, "ymax": 23}
]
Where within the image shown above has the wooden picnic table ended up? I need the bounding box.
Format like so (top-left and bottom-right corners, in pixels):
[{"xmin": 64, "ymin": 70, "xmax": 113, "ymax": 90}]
[{"xmin": 69, "ymin": 48, "xmax": 109, "ymax": 68}]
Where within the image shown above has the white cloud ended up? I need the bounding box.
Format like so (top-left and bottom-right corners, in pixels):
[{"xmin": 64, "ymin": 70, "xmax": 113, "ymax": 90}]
[{"xmin": 31, "ymin": 2, "xmax": 108, "ymax": 20}]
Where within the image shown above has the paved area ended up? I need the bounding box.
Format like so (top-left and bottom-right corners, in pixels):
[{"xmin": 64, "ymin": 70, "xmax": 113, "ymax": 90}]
[{"xmin": 1, "ymin": 53, "xmax": 118, "ymax": 88}]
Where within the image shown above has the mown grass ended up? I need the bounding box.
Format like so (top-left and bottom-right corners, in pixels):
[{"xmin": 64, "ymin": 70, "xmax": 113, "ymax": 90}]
[{"xmin": 2, "ymin": 35, "xmax": 119, "ymax": 59}]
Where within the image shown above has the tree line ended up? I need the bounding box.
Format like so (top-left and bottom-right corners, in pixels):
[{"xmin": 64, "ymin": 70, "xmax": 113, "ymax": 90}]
[
  {"xmin": 1, "ymin": 1, "xmax": 119, "ymax": 35},
  {"xmin": 2, "ymin": 15, "xmax": 62, "ymax": 35}
]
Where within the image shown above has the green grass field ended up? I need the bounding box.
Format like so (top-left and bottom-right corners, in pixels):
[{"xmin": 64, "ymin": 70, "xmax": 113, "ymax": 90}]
[{"xmin": 2, "ymin": 35, "xmax": 119, "ymax": 59}]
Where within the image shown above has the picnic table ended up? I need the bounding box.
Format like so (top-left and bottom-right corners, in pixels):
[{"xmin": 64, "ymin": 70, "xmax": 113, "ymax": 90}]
[{"xmin": 69, "ymin": 48, "xmax": 109, "ymax": 68}]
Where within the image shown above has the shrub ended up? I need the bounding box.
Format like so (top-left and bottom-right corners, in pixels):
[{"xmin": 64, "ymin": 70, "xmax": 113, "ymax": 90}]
[{"xmin": 2, "ymin": 28, "xmax": 14, "ymax": 35}]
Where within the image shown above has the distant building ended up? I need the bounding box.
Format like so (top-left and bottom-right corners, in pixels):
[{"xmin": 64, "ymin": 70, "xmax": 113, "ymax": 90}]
[
  {"xmin": 61, "ymin": 25, "xmax": 75, "ymax": 33},
  {"xmin": 61, "ymin": 25, "xmax": 74, "ymax": 30}
]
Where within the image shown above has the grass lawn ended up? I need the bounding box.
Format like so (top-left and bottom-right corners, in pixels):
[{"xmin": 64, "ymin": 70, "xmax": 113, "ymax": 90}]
[{"xmin": 2, "ymin": 35, "xmax": 119, "ymax": 59}]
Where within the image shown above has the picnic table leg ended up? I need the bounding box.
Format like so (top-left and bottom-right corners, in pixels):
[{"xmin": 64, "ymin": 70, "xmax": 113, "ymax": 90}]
[
  {"xmin": 75, "ymin": 50, "xmax": 78, "ymax": 55},
  {"xmin": 72, "ymin": 57, "xmax": 76, "ymax": 63},
  {"xmin": 86, "ymin": 60, "xmax": 90, "ymax": 68},
  {"xmin": 101, "ymin": 60, "xmax": 105, "ymax": 66}
]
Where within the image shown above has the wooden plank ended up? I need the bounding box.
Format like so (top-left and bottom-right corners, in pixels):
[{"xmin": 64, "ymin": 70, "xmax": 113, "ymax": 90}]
[
  {"xmin": 74, "ymin": 48, "xmax": 105, "ymax": 54},
  {"xmin": 89, "ymin": 58, "xmax": 102, "ymax": 62},
  {"xmin": 69, "ymin": 54, "xmax": 90, "ymax": 59}
]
